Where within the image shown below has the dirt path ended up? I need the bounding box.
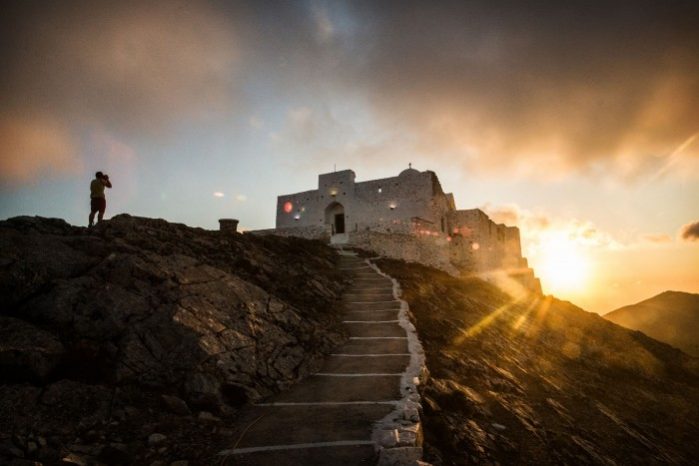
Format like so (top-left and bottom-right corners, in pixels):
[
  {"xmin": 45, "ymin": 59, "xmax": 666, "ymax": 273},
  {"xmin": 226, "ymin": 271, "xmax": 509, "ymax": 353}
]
[{"xmin": 217, "ymin": 252, "xmax": 420, "ymax": 466}]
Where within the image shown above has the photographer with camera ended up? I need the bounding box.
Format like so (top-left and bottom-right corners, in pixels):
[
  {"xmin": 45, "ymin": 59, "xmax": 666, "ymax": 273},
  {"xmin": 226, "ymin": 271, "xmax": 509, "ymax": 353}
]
[{"xmin": 88, "ymin": 171, "xmax": 113, "ymax": 227}]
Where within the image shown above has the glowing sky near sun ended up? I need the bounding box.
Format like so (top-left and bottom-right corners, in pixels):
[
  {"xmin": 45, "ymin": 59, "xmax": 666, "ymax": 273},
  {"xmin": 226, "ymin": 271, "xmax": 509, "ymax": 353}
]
[{"xmin": 1, "ymin": 0, "xmax": 697, "ymax": 313}]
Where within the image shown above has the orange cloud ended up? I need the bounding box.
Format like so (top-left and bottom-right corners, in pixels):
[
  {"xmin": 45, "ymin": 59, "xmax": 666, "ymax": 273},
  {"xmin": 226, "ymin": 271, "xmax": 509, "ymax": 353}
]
[
  {"xmin": 641, "ymin": 234, "xmax": 673, "ymax": 244},
  {"xmin": 0, "ymin": 116, "xmax": 81, "ymax": 183},
  {"xmin": 1, "ymin": 0, "xmax": 239, "ymax": 182},
  {"xmin": 482, "ymin": 203, "xmax": 550, "ymax": 230}
]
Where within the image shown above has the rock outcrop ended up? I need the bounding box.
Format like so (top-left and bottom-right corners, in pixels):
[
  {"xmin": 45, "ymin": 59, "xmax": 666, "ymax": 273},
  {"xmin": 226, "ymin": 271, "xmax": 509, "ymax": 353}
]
[
  {"xmin": 378, "ymin": 259, "xmax": 699, "ymax": 466},
  {"xmin": 0, "ymin": 214, "xmax": 347, "ymax": 464}
]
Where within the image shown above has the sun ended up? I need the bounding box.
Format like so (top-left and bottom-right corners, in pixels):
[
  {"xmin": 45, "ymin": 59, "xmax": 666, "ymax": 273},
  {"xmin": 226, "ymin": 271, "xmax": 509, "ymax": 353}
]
[{"xmin": 536, "ymin": 234, "xmax": 591, "ymax": 294}]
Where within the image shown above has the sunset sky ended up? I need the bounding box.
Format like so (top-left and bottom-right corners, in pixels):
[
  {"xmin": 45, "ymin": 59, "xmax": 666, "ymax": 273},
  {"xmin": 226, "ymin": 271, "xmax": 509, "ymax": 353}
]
[{"xmin": 1, "ymin": 0, "xmax": 697, "ymax": 313}]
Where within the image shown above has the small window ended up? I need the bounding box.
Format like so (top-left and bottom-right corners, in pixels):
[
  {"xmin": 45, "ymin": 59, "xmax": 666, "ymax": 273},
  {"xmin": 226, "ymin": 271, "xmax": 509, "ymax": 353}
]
[{"xmin": 378, "ymin": 187, "xmax": 382, "ymax": 193}]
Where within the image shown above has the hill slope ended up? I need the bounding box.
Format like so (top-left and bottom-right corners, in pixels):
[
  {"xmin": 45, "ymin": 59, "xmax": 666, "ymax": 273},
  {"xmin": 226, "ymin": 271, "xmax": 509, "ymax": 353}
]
[
  {"xmin": 0, "ymin": 215, "xmax": 348, "ymax": 464},
  {"xmin": 378, "ymin": 259, "xmax": 699, "ymax": 466},
  {"xmin": 605, "ymin": 291, "xmax": 699, "ymax": 357}
]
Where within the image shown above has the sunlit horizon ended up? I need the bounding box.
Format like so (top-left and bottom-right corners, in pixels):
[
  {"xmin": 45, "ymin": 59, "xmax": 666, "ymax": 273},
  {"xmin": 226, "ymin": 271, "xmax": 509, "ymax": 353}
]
[{"xmin": 532, "ymin": 231, "xmax": 592, "ymax": 297}]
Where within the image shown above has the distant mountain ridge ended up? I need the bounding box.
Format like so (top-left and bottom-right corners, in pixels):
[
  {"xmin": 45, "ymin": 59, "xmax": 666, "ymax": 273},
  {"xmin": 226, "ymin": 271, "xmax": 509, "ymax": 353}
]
[{"xmin": 605, "ymin": 291, "xmax": 699, "ymax": 357}]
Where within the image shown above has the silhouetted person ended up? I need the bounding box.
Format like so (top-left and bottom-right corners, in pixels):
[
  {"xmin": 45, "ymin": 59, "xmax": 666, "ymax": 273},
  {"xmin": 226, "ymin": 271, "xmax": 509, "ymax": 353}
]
[{"xmin": 89, "ymin": 171, "xmax": 112, "ymax": 227}]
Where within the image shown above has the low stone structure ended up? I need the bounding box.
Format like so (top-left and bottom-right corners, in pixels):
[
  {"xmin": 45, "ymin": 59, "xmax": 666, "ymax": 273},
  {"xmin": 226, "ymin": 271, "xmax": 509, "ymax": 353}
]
[
  {"xmin": 256, "ymin": 167, "xmax": 541, "ymax": 292},
  {"xmin": 218, "ymin": 218, "xmax": 239, "ymax": 234}
]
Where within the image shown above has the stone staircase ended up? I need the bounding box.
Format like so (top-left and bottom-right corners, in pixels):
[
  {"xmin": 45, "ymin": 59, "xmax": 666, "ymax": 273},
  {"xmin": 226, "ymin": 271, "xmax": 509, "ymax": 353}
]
[{"xmin": 218, "ymin": 252, "xmax": 425, "ymax": 465}]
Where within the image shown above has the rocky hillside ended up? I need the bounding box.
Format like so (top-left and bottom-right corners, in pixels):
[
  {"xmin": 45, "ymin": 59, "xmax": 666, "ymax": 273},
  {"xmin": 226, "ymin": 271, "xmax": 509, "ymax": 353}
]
[
  {"xmin": 0, "ymin": 215, "xmax": 348, "ymax": 465},
  {"xmin": 605, "ymin": 291, "xmax": 699, "ymax": 357},
  {"xmin": 378, "ymin": 259, "xmax": 699, "ymax": 466}
]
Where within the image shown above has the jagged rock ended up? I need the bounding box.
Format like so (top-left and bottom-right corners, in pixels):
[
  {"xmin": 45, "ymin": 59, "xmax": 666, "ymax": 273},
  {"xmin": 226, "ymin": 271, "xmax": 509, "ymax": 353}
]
[
  {"xmin": 0, "ymin": 438, "xmax": 24, "ymax": 459},
  {"xmin": 1, "ymin": 215, "xmax": 345, "ymax": 402},
  {"xmin": 161, "ymin": 395, "xmax": 190, "ymax": 415},
  {"xmin": 184, "ymin": 373, "xmax": 221, "ymax": 409},
  {"xmin": 68, "ymin": 443, "xmax": 103, "ymax": 456},
  {"xmin": 379, "ymin": 259, "xmax": 699, "ymax": 466},
  {"xmin": 61, "ymin": 453, "xmax": 88, "ymax": 465},
  {"xmin": 0, "ymin": 317, "xmax": 65, "ymax": 382},
  {"xmin": 25, "ymin": 441, "xmax": 37, "ymax": 455},
  {"xmin": 147, "ymin": 434, "xmax": 166, "ymax": 446},
  {"xmin": 98, "ymin": 442, "xmax": 135, "ymax": 464},
  {"xmin": 377, "ymin": 446, "xmax": 424, "ymax": 466},
  {"xmin": 197, "ymin": 411, "xmax": 221, "ymax": 423},
  {"xmin": 0, "ymin": 215, "xmax": 347, "ymax": 462}
]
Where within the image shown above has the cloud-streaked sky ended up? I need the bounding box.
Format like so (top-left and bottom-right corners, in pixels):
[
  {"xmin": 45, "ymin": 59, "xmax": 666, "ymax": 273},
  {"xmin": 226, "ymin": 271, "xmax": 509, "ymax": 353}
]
[{"xmin": 1, "ymin": 0, "xmax": 697, "ymax": 312}]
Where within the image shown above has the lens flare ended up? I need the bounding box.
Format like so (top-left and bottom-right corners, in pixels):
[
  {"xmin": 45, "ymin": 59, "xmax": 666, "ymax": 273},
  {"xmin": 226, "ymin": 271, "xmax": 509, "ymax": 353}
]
[{"xmin": 537, "ymin": 233, "xmax": 591, "ymax": 294}]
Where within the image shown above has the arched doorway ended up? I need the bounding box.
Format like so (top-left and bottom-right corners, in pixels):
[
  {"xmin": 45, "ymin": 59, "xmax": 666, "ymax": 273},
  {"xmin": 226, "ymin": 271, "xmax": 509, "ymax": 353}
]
[{"xmin": 325, "ymin": 202, "xmax": 345, "ymax": 235}]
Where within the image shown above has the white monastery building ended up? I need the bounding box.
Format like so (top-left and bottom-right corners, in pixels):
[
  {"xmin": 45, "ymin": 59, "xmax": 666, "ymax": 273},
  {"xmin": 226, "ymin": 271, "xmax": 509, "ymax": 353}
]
[{"xmin": 261, "ymin": 166, "xmax": 540, "ymax": 292}]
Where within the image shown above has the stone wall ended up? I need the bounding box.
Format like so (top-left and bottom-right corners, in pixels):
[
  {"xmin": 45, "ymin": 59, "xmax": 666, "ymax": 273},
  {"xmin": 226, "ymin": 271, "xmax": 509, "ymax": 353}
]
[
  {"xmin": 447, "ymin": 209, "xmax": 525, "ymax": 272},
  {"xmin": 349, "ymin": 231, "xmax": 458, "ymax": 275},
  {"xmin": 252, "ymin": 224, "xmax": 331, "ymax": 241},
  {"xmin": 276, "ymin": 169, "xmax": 452, "ymax": 236}
]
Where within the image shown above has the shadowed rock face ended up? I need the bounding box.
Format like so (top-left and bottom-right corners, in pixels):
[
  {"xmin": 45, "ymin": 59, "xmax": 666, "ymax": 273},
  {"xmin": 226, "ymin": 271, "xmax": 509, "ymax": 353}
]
[
  {"xmin": 605, "ymin": 291, "xmax": 699, "ymax": 357},
  {"xmin": 0, "ymin": 215, "xmax": 347, "ymax": 464},
  {"xmin": 377, "ymin": 259, "xmax": 699, "ymax": 466}
]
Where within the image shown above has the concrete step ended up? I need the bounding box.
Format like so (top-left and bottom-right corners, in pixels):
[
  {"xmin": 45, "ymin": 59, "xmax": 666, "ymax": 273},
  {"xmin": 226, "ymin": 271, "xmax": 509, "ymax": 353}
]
[
  {"xmin": 345, "ymin": 301, "xmax": 401, "ymax": 311},
  {"xmin": 221, "ymin": 444, "xmax": 377, "ymax": 466},
  {"xmin": 344, "ymin": 322, "xmax": 406, "ymax": 338},
  {"xmin": 321, "ymin": 354, "xmax": 410, "ymax": 374},
  {"xmin": 339, "ymin": 264, "xmax": 371, "ymax": 270},
  {"xmin": 345, "ymin": 288, "xmax": 395, "ymax": 296},
  {"xmin": 351, "ymin": 274, "xmax": 390, "ymax": 280},
  {"xmin": 230, "ymin": 404, "xmax": 395, "ymax": 448},
  {"xmin": 343, "ymin": 292, "xmax": 395, "ymax": 301},
  {"xmin": 352, "ymin": 272, "xmax": 384, "ymax": 278},
  {"xmin": 345, "ymin": 283, "xmax": 393, "ymax": 290},
  {"xmin": 351, "ymin": 281, "xmax": 393, "ymax": 288},
  {"xmin": 272, "ymin": 374, "xmax": 402, "ymax": 403},
  {"xmin": 220, "ymin": 259, "xmax": 414, "ymax": 466},
  {"xmin": 343, "ymin": 310, "xmax": 400, "ymax": 321},
  {"xmin": 348, "ymin": 282, "xmax": 394, "ymax": 289},
  {"xmin": 337, "ymin": 338, "xmax": 409, "ymax": 355},
  {"xmin": 338, "ymin": 258, "xmax": 364, "ymax": 264}
]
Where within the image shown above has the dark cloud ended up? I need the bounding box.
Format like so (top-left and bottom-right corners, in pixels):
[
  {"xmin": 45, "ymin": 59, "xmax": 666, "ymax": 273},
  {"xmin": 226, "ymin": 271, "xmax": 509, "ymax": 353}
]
[
  {"xmin": 331, "ymin": 0, "xmax": 699, "ymax": 179},
  {"xmin": 680, "ymin": 221, "xmax": 699, "ymax": 241},
  {"xmin": 2, "ymin": 0, "xmax": 699, "ymax": 183},
  {"xmin": 0, "ymin": 115, "xmax": 80, "ymax": 181},
  {"xmin": 0, "ymin": 0, "xmax": 241, "ymax": 182}
]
